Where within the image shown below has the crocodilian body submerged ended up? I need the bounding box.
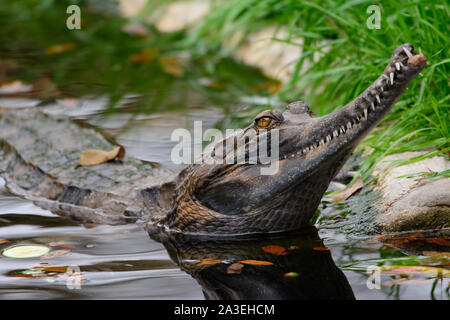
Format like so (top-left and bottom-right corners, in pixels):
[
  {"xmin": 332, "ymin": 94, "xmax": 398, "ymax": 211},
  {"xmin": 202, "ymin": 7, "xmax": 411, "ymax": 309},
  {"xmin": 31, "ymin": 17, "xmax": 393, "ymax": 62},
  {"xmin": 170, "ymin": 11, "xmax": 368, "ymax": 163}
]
[{"xmin": 0, "ymin": 44, "xmax": 426, "ymax": 237}]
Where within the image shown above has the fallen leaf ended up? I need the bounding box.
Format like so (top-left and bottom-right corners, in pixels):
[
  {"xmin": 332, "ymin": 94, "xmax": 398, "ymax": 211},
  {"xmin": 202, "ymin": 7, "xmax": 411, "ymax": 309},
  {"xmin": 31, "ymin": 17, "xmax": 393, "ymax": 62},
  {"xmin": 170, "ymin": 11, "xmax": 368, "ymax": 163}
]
[
  {"xmin": 425, "ymin": 237, "xmax": 450, "ymax": 246},
  {"xmin": 226, "ymin": 263, "xmax": 244, "ymax": 274},
  {"xmin": 33, "ymin": 265, "xmax": 68, "ymax": 273},
  {"xmin": 239, "ymin": 259, "xmax": 274, "ymax": 266},
  {"xmin": 422, "ymin": 251, "xmax": 450, "ymax": 260},
  {"xmin": 330, "ymin": 177, "xmax": 363, "ymax": 203},
  {"xmin": 46, "ymin": 242, "xmax": 75, "ymax": 249},
  {"xmin": 79, "ymin": 146, "xmax": 125, "ymax": 166},
  {"xmin": 0, "ymin": 239, "xmax": 11, "ymax": 244},
  {"xmin": 196, "ymin": 258, "xmax": 222, "ymax": 266},
  {"xmin": 121, "ymin": 22, "xmax": 149, "ymax": 37},
  {"xmin": 40, "ymin": 249, "xmax": 71, "ymax": 260},
  {"xmin": 159, "ymin": 57, "xmax": 184, "ymax": 77},
  {"xmin": 283, "ymin": 272, "xmax": 299, "ymax": 278},
  {"xmin": 267, "ymin": 82, "xmax": 282, "ymax": 95},
  {"xmin": 262, "ymin": 245, "xmax": 286, "ymax": 255},
  {"xmin": 312, "ymin": 246, "xmax": 329, "ymax": 251},
  {"xmin": 45, "ymin": 42, "xmax": 77, "ymax": 55},
  {"xmin": 130, "ymin": 48, "xmax": 158, "ymax": 64}
]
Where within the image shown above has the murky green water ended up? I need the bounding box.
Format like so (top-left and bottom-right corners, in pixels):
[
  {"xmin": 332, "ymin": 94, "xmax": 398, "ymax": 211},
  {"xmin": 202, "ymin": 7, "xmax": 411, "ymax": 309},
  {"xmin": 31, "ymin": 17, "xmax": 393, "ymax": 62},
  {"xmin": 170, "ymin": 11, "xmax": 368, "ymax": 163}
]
[{"xmin": 0, "ymin": 0, "xmax": 448, "ymax": 300}]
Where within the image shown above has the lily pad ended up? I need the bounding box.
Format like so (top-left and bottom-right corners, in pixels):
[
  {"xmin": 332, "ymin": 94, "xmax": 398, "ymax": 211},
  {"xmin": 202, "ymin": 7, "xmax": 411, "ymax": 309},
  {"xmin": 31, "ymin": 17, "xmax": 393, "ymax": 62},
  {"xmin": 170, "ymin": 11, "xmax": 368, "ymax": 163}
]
[{"xmin": 2, "ymin": 245, "xmax": 50, "ymax": 259}]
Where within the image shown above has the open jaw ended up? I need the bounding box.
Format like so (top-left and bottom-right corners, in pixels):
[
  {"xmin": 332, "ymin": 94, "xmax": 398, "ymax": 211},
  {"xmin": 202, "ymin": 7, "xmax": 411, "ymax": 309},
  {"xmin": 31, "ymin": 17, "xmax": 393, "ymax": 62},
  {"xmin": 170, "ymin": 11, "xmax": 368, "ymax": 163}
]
[{"xmin": 161, "ymin": 44, "xmax": 427, "ymax": 237}]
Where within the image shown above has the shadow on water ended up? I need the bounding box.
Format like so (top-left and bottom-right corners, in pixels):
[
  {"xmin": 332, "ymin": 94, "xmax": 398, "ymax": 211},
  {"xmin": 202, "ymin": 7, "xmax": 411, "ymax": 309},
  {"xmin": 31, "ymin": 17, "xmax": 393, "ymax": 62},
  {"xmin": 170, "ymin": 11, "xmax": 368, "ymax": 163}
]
[{"xmin": 152, "ymin": 228, "xmax": 355, "ymax": 300}]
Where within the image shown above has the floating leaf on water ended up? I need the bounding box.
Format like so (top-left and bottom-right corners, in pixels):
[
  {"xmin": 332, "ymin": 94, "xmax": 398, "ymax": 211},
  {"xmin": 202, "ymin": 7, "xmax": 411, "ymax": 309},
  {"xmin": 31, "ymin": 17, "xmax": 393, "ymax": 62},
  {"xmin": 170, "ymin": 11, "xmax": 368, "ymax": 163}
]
[
  {"xmin": 79, "ymin": 146, "xmax": 125, "ymax": 166},
  {"xmin": 239, "ymin": 259, "xmax": 274, "ymax": 266},
  {"xmin": 312, "ymin": 246, "xmax": 329, "ymax": 251},
  {"xmin": 45, "ymin": 42, "xmax": 77, "ymax": 55},
  {"xmin": 330, "ymin": 177, "xmax": 363, "ymax": 203},
  {"xmin": 130, "ymin": 48, "xmax": 158, "ymax": 64},
  {"xmin": 40, "ymin": 249, "xmax": 71, "ymax": 260},
  {"xmin": 422, "ymin": 251, "xmax": 450, "ymax": 260},
  {"xmin": 226, "ymin": 263, "xmax": 244, "ymax": 274},
  {"xmin": 425, "ymin": 237, "xmax": 450, "ymax": 246},
  {"xmin": 46, "ymin": 242, "xmax": 75, "ymax": 249},
  {"xmin": 196, "ymin": 258, "xmax": 223, "ymax": 266},
  {"xmin": 2, "ymin": 245, "xmax": 50, "ymax": 258},
  {"xmin": 284, "ymin": 272, "xmax": 299, "ymax": 278},
  {"xmin": 0, "ymin": 239, "xmax": 11, "ymax": 244},
  {"xmin": 261, "ymin": 245, "xmax": 286, "ymax": 255},
  {"xmin": 33, "ymin": 264, "xmax": 68, "ymax": 273}
]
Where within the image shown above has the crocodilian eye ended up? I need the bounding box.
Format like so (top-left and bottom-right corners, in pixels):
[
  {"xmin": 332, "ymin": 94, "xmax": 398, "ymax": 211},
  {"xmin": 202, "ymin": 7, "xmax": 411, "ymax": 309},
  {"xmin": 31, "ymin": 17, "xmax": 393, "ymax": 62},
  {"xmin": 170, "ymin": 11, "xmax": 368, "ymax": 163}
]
[{"xmin": 256, "ymin": 117, "xmax": 272, "ymax": 128}]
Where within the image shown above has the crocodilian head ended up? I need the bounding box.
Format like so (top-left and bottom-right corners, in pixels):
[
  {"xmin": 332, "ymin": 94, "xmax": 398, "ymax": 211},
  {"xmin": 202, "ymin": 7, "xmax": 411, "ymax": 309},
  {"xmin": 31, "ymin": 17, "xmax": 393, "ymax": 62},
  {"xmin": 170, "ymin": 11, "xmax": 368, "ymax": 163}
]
[{"xmin": 164, "ymin": 44, "xmax": 427, "ymax": 236}]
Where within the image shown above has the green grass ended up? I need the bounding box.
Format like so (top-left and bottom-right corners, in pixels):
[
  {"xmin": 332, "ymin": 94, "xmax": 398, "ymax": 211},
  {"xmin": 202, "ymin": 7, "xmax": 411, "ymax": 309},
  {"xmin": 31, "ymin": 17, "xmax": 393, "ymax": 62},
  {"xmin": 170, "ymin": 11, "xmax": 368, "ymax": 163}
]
[{"xmin": 184, "ymin": 0, "xmax": 450, "ymax": 179}]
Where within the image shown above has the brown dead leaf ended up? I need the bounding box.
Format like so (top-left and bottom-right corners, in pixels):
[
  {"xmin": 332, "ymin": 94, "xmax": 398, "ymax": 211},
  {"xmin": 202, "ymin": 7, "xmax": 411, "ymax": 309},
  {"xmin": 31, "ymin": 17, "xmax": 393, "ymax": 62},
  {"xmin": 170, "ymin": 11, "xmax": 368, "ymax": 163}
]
[
  {"xmin": 121, "ymin": 22, "xmax": 149, "ymax": 37},
  {"xmin": 330, "ymin": 177, "xmax": 363, "ymax": 203},
  {"xmin": 40, "ymin": 249, "xmax": 71, "ymax": 260},
  {"xmin": 262, "ymin": 245, "xmax": 286, "ymax": 255},
  {"xmin": 33, "ymin": 265, "xmax": 68, "ymax": 273},
  {"xmin": 239, "ymin": 259, "xmax": 274, "ymax": 266},
  {"xmin": 425, "ymin": 237, "xmax": 450, "ymax": 246},
  {"xmin": 45, "ymin": 42, "xmax": 77, "ymax": 55},
  {"xmin": 46, "ymin": 242, "xmax": 75, "ymax": 249},
  {"xmin": 79, "ymin": 146, "xmax": 125, "ymax": 166},
  {"xmin": 130, "ymin": 49, "xmax": 158, "ymax": 64},
  {"xmin": 422, "ymin": 251, "xmax": 450, "ymax": 260},
  {"xmin": 0, "ymin": 239, "xmax": 11, "ymax": 244},
  {"xmin": 227, "ymin": 263, "xmax": 244, "ymax": 274},
  {"xmin": 312, "ymin": 246, "xmax": 329, "ymax": 251},
  {"xmin": 159, "ymin": 57, "xmax": 184, "ymax": 77},
  {"xmin": 196, "ymin": 258, "xmax": 223, "ymax": 266}
]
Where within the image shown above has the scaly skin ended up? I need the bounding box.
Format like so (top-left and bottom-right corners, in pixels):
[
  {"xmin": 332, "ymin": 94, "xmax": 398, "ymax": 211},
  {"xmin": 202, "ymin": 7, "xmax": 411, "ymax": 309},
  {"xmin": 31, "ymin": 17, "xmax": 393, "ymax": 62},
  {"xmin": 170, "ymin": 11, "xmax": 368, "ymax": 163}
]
[{"xmin": 0, "ymin": 44, "xmax": 427, "ymax": 236}]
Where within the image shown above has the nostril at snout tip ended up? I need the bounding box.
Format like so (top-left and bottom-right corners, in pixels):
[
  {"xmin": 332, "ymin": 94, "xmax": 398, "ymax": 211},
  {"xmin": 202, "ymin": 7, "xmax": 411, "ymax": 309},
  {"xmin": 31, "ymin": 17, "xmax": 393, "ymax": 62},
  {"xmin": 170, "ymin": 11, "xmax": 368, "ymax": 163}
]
[{"xmin": 407, "ymin": 53, "xmax": 427, "ymax": 68}]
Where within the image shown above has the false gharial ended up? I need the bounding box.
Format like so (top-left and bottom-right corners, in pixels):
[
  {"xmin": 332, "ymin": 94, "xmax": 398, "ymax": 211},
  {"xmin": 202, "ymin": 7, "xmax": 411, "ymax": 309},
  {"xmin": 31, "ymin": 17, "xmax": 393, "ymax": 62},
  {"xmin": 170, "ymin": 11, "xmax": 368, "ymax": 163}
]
[{"xmin": 0, "ymin": 44, "xmax": 427, "ymax": 237}]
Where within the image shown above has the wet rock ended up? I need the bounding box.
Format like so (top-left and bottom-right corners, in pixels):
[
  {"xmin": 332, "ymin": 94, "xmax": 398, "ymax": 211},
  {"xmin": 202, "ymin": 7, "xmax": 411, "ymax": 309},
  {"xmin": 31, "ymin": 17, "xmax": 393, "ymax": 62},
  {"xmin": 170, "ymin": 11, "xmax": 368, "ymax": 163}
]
[{"xmin": 372, "ymin": 151, "xmax": 450, "ymax": 232}]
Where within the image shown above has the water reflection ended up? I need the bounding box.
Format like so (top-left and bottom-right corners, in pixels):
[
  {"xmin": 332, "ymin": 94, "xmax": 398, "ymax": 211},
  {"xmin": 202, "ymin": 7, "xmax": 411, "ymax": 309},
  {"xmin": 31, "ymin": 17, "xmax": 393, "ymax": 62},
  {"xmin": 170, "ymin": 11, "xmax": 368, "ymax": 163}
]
[{"xmin": 151, "ymin": 228, "xmax": 355, "ymax": 300}]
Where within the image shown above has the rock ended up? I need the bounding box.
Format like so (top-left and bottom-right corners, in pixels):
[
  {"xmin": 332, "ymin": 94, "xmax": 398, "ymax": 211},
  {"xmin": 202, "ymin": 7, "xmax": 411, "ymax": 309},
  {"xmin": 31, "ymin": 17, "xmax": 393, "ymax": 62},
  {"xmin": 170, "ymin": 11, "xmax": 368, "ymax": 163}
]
[
  {"xmin": 373, "ymin": 151, "xmax": 450, "ymax": 232},
  {"xmin": 153, "ymin": 0, "xmax": 211, "ymax": 33},
  {"xmin": 117, "ymin": 0, "xmax": 147, "ymax": 17},
  {"xmin": 233, "ymin": 27, "xmax": 303, "ymax": 83}
]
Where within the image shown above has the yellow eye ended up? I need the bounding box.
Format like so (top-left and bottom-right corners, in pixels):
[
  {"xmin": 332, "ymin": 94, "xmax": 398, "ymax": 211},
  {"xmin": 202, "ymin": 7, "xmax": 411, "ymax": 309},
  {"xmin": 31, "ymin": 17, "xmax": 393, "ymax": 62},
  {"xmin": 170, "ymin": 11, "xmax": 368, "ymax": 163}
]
[{"xmin": 256, "ymin": 117, "xmax": 271, "ymax": 128}]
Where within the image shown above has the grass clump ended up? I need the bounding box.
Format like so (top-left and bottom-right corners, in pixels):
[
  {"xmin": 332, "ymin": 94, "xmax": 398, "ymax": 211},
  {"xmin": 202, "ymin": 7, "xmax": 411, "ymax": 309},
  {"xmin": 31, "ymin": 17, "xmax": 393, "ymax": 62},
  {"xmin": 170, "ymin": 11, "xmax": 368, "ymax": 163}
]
[{"xmin": 185, "ymin": 0, "xmax": 449, "ymax": 179}]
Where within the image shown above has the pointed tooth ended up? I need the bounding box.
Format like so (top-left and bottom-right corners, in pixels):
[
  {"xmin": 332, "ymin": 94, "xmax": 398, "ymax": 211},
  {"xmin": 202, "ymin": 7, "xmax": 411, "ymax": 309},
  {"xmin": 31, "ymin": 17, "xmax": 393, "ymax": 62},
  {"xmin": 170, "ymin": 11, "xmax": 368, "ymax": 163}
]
[
  {"xmin": 291, "ymin": 154, "xmax": 295, "ymax": 158},
  {"xmin": 333, "ymin": 130, "xmax": 338, "ymax": 137},
  {"xmin": 326, "ymin": 135, "xmax": 331, "ymax": 142},
  {"xmin": 376, "ymin": 95, "xmax": 381, "ymax": 104},
  {"xmin": 390, "ymin": 72, "xmax": 394, "ymax": 85},
  {"xmin": 346, "ymin": 122, "xmax": 352, "ymax": 129},
  {"xmin": 395, "ymin": 62, "xmax": 401, "ymax": 71},
  {"xmin": 371, "ymin": 102, "xmax": 375, "ymax": 111},
  {"xmin": 364, "ymin": 109, "xmax": 368, "ymax": 120},
  {"xmin": 403, "ymin": 46, "xmax": 413, "ymax": 57},
  {"xmin": 303, "ymin": 148, "xmax": 308, "ymax": 154},
  {"xmin": 340, "ymin": 126, "xmax": 345, "ymax": 133}
]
